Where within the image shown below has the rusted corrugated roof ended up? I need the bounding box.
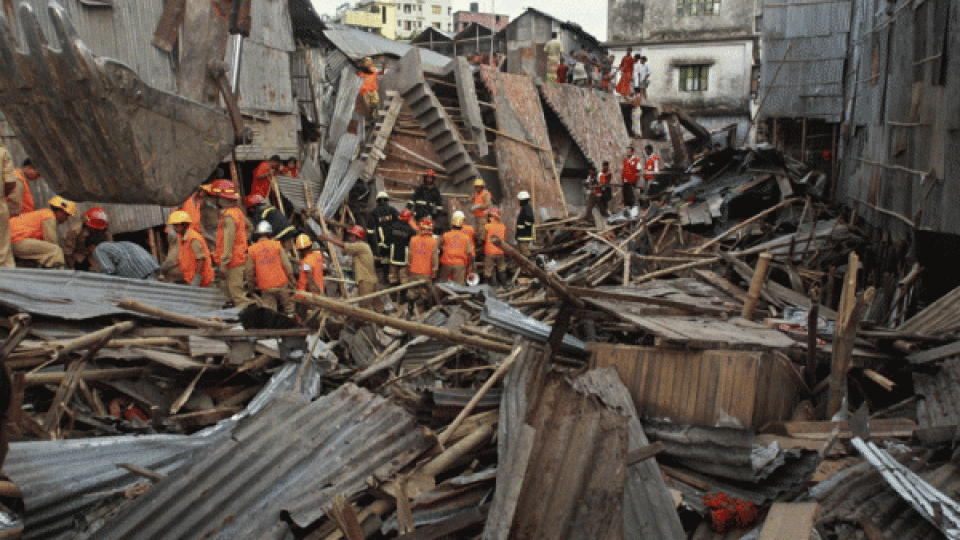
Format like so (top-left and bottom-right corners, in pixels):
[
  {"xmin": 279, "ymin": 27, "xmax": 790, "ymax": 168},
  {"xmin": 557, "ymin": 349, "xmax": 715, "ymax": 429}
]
[{"xmin": 90, "ymin": 384, "xmax": 433, "ymax": 540}]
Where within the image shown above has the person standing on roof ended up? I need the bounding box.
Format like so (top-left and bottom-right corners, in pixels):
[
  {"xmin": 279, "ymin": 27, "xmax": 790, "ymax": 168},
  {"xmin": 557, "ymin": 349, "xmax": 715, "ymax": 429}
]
[
  {"xmin": 9, "ymin": 159, "xmax": 39, "ymax": 216},
  {"xmin": 212, "ymin": 179, "xmax": 251, "ymax": 307},
  {"xmin": 634, "ymin": 56, "xmax": 651, "ymax": 102},
  {"xmin": 388, "ymin": 208, "xmax": 417, "ymax": 292},
  {"xmin": 482, "ymin": 207, "xmax": 507, "ymax": 287},
  {"xmin": 283, "ymin": 157, "xmax": 299, "ymax": 178},
  {"xmin": 10, "ymin": 197, "xmax": 74, "ymax": 268},
  {"xmin": 0, "ymin": 146, "xmax": 17, "ymax": 267},
  {"xmin": 470, "ymin": 179, "xmax": 492, "ymax": 231},
  {"xmin": 62, "ymin": 206, "xmax": 111, "ymax": 271},
  {"xmin": 440, "ymin": 211, "xmax": 473, "ymax": 286},
  {"xmin": 250, "ymin": 155, "xmax": 282, "ymax": 200},
  {"xmin": 295, "ymin": 234, "xmax": 325, "ymax": 295},
  {"xmin": 544, "ymin": 31, "xmax": 563, "ymax": 84},
  {"xmin": 643, "ymin": 144, "xmax": 663, "ymax": 195},
  {"xmin": 369, "ymin": 191, "xmax": 398, "ymax": 282},
  {"xmin": 413, "ymin": 170, "xmax": 443, "ymax": 220},
  {"xmin": 245, "ymin": 222, "xmax": 295, "ymax": 314},
  {"xmin": 614, "ymin": 48, "xmax": 635, "ymax": 96},
  {"xmin": 621, "ymin": 145, "xmax": 641, "ymax": 208},
  {"xmin": 515, "ymin": 191, "xmax": 536, "ymax": 258},
  {"xmin": 359, "ymin": 57, "xmax": 381, "ymax": 121},
  {"xmin": 160, "ymin": 211, "xmax": 214, "ymax": 286},
  {"xmin": 556, "ymin": 58, "xmax": 569, "ymax": 84},
  {"xmin": 322, "ymin": 226, "xmax": 382, "ymax": 312},
  {"xmin": 408, "ymin": 218, "xmax": 439, "ymax": 307}
]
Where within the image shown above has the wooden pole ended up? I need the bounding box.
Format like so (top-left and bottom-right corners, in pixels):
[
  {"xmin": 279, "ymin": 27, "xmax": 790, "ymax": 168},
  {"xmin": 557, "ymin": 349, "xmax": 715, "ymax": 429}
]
[
  {"xmin": 632, "ymin": 257, "xmax": 722, "ymax": 285},
  {"xmin": 827, "ymin": 252, "xmax": 875, "ymax": 418},
  {"xmin": 344, "ymin": 279, "xmax": 430, "ymax": 305},
  {"xmin": 116, "ymin": 300, "xmax": 232, "ymax": 329},
  {"xmin": 25, "ymin": 367, "xmax": 146, "ymax": 386},
  {"xmin": 805, "ymin": 301, "xmax": 820, "ymax": 389},
  {"xmin": 741, "ymin": 252, "xmax": 773, "ymax": 319},
  {"xmin": 800, "ymin": 118, "xmax": 808, "ymax": 163},
  {"xmin": 491, "ymin": 237, "xmax": 584, "ymax": 309},
  {"xmin": 693, "ymin": 198, "xmax": 799, "ymax": 254}
]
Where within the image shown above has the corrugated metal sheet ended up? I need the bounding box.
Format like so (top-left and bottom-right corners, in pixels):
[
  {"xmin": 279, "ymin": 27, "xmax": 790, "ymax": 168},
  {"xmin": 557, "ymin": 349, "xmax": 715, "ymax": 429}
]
[
  {"xmin": 275, "ymin": 173, "xmax": 322, "ymax": 212},
  {"xmin": 914, "ymin": 357, "xmax": 960, "ymax": 428},
  {"xmin": 899, "ymin": 284, "xmax": 960, "ymax": 336},
  {"xmin": 479, "ymin": 296, "xmax": 586, "ymax": 354},
  {"xmin": 236, "ymin": 41, "xmax": 295, "ymax": 113},
  {"xmin": 90, "ymin": 383, "xmax": 433, "ymax": 540},
  {"xmin": 30, "ymin": 179, "xmax": 173, "ymax": 234},
  {"xmin": 316, "ymin": 133, "xmax": 361, "ymax": 218},
  {"xmin": 0, "ymin": 267, "xmax": 228, "ymax": 321},
  {"xmin": 323, "ymin": 25, "xmax": 453, "ymax": 73}
]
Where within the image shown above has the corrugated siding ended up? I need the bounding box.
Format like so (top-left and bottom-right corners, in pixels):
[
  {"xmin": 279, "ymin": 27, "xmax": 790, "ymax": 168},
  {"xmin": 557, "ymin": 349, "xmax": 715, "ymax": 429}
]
[
  {"xmin": 914, "ymin": 357, "xmax": 960, "ymax": 428},
  {"xmin": 323, "ymin": 25, "xmax": 452, "ymax": 73},
  {"xmin": 237, "ymin": 41, "xmax": 295, "ymax": 113},
  {"xmin": 590, "ymin": 344, "xmax": 801, "ymax": 429}
]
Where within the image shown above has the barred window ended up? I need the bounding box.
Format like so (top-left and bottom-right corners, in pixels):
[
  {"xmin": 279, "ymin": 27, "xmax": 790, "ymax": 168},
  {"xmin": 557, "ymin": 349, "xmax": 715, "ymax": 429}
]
[
  {"xmin": 677, "ymin": 0, "xmax": 721, "ymax": 16},
  {"xmin": 679, "ymin": 65, "xmax": 709, "ymax": 91}
]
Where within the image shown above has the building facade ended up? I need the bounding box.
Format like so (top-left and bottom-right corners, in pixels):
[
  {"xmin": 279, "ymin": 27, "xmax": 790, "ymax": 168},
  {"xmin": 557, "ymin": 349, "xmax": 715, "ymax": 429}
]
[
  {"xmin": 337, "ymin": 1, "xmax": 396, "ymax": 40},
  {"xmin": 453, "ymin": 3, "xmax": 509, "ymax": 33},
  {"xmin": 496, "ymin": 8, "xmax": 607, "ymax": 80},
  {"xmin": 395, "ymin": 0, "xmax": 453, "ymax": 39}
]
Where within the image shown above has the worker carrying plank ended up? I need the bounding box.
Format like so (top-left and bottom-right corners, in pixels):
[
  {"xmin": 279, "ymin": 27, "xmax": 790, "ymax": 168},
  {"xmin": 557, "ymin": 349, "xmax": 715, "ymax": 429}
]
[
  {"xmin": 10, "ymin": 196, "xmax": 74, "ymax": 268},
  {"xmin": 321, "ymin": 226, "xmax": 382, "ymax": 313},
  {"xmin": 245, "ymin": 221, "xmax": 295, "ymax": 315}
]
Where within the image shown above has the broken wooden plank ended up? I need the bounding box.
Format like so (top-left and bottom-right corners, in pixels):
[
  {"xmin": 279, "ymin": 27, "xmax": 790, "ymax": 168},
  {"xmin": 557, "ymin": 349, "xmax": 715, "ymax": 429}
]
[
  {"xmin": 690, "ymin": 269, "xmax": 751, "ymax": 305},
  {"xmin": 166, "ymin": 406, "xmax": 241, "ymax": 429},
  {"xmin": 117, "ymin": 299, "xmax": 231, "ymax": 329},
  {"xmin": 25, "ymin": 368, "xmax": 146, "ymax": 386},
  {"xmin": 626, "ymin": 441, "xmax": 667, "ymax": 466},
  {"xmin": 42, "ymin": 360, "xmax": 87, "ymax": 438},
  {"xmin": 757, "ymin": 502, "xmax": 818, "ymax": 540},
  {"xmin": 187, "ymin": 335, "xmax": 230, "ymax": 358},
  {"xmin": 742, "ymin": 252, "xmax": 773, "ymax": 319},
  {"xmin": 133, "ymin": 348, "xmax": 207, "ymax": 371},
  {"xmin": 907, "ymin": 340, "xmax": 960, "ymax": 365}
]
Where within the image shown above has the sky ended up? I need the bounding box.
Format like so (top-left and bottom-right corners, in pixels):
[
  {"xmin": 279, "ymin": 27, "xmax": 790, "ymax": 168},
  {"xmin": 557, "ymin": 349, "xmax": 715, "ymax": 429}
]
[{"xmin": 310, "ymin": 0, "xmax": 609, "ymax": 42}]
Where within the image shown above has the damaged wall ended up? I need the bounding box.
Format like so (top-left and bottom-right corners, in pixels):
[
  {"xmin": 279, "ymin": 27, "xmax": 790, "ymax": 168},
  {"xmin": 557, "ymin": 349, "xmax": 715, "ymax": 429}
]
[{"xmin": 612, "ymin": 0, "xmax": 758, "ymax": 42}]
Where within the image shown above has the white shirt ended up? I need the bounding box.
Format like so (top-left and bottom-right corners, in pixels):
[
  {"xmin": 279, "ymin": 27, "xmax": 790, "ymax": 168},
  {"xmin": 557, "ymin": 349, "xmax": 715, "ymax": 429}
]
[{"xmin": 635, "ymin": 62, "xmax": 651, "ymax": 86}]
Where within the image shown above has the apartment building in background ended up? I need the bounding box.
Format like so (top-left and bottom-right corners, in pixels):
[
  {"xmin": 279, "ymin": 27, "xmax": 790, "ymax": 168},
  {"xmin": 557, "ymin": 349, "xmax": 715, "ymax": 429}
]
[
  {"xmin": 453, "ymin": 2, "xmax": 509, "ymax": 33},
  {"xmin": 395, "ymin": 0, "xmax": 453, "ymax": 39}
]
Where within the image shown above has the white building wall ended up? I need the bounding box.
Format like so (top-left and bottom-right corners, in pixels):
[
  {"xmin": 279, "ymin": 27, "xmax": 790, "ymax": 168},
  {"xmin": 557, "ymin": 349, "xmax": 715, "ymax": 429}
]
[{"xmin": 394, "ymin": 0, "xmax": 453, "ymax": 38}]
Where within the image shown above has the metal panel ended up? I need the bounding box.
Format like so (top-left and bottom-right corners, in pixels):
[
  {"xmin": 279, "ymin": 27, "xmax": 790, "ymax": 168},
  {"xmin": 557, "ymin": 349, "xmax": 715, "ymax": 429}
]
[
  {"xmin": 248, "ymin": 0, "xmax": 295, "ymax": 52},
  {"xmin": 914, "ymin": 357, "xmax": 960, "ymax": 428},
  {"xmin": 236, "ymin": 41, "xmax": 295, "ymax": 113},
  {"xmin": 233, "ymin": 113, "xmax": 300, "ymax": 162},
  {"xmin": 323, "ymin": 25, "xmax": 453, "ymax": 73},
  {"xmin": 479, "ymin": 296, "xmax": 586, "ymax": 354},
  {"xmin": 89, "ymin": 384, "xmax": 433, "ymax": 540}
]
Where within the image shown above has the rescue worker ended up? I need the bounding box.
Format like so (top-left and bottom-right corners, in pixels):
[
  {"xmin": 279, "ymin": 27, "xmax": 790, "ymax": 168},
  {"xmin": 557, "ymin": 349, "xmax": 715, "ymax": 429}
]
[
  {"xmin": 388, "ymin": 208, "xmax": 417, "ymax": 290},
  {"xmin": 454, "ymin": 210, "xmax": 476, "ymax": 254},
  {"xmin": 643, "ymin": 144, "xmax": 663, "ymax": 195},
  {"xmin": 369, "ymin": 191, "xmax": 398, "ymax": 280},
  {"xmin": 515, "ymin": 190, "xmax": 536, "ymax": 257},
  {"xmin": 160, "ymin": 211, "xmax": 214, "ymax": 287},
  {"xmin": 62, "ymin": 206, "xmax": 111, "ymax": 271},
  {"xmin": 470, "ymin": 179, "xmax": 492, "ymax": 230},
  {"xmin": 621, "ymin": 145, "xmax": 641, "ymax": 208},
  {"xmin": 250, "ymin": 155, "xmax": 282, "ymax": 200},
  {"xmin": 245, "ymin": 222, "xmax": 295, "ymax": 314},
  {"xmin": 212, "ymin": 179, "xmax": 251, "ymax": 307},
  {"xmin": 10, "ymin": 159, "xmax": 38, "ymax": 216},
  {"xmin": 0, "ymin": 146, "xmax": 16, "ymax": 267},
  {"xmin": 412, "ymin": 170, "xmax": 443, "ymax": 220},
  {"xmin": 295, "ymin": 234, "xmax": 325, "ymax": 295},
  {"xmin": 482, "ymin": 207, "xmax": 507, "ymax": 287},
  {"xmin": 409, "ymin": 217, "xmax": 439, "ymax": 307},
  {"xmin": 358, "ymin": 57, "xmax": 380, "ymax": 120},
  {"xmin": 322, "ymin": 226, "xmax": 381, "ymax": 312},
  {"xmin": 244, "ymin": 194, "xmax": 297, "ymax": 243},
  {"xmin": 582, "ymin": 168, "xmax": 609, "ymax": 220},
  {"xmin": 440, "ymin": 212, "xmax": 474, "ymax": 285},
  {"xmin": 10, "ymin": 196, "xmax": 74, "ymax": 268}
]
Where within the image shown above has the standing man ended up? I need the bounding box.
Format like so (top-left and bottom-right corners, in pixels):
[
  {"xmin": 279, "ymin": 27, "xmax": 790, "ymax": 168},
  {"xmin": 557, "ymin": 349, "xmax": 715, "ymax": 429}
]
[
  {"xmin": 245, "ymin": 222, "xmax": 295, "ymax": 314},
  {"xmin": 324, "ymin": 226, "xmax": 381, "ymax": 312},
  {"xmin": 62, "ymin": 206, "xmax": 111, "ymax": 270},
  {"xmin": 643, "ymin": 144, "xmax": 663, "ymax": 195},
  {"xmin": 515, "ymin": 191, "xmax": 536, "ymax": 257},
  {"xmin": 295, "ymin": 234, "xmax": 325, "ymax": 295},
  {"xmin": 470, "ymin": 179, "xmax": 492, "ymax": 231},
  {"xmin": 556, "ymin": 58, "xmax": 569, "ymax": 85},
  {"xmin": 621, "ymin": 146, "xmax": 641, "ymax": 208},
  {"xmin": 544, "ymin": 31, "xmax": 563, "ymax": 84},
  {"xmin": 359, "ymin": 57, "xmax": 381, "ymax": 121},
  {"xmin": 10, "ymin": 197, "xmax": 74, "ymax": 268},
  {"xmin": 369, "ymin": 191, "xmax": 398, "ymax": 282},
  {"xmin": 250, "ymin": 155, "xmax": 282, "ymax": 200},
  {"xmin": 635, "ymin": 56, "xmax": 651, "ymax": 102},
  {"xmin": 160, "ymin": 211, "xmax": 214, "ymax": 286},
  {"xmin": 440, "ymin": 212, "xmax": 473, "ymax": 285},
  {"xmin": 0, "ymin": 146, "xmax": 16, "ymax": 267},
  {"xmin": 408, "ymin": 217, "xmax": 439, "ymax": 307},
  {"xmin": 454, "ymin": 210, "xmax": 476, "ymax": 253},
  {"xmin": 482, "ymin": 207, "xmax": 507, "ymax": 287},
  {"xmin": 412, "ymin": 170, "xmax": 443, "ymax": 220},
  {"xmin": 212, "ymin": 179, "xmax": 251, "ymax": 307},
  {"xmin": 582, "ymin": 168, "xmax": 610, "ymax": 220},
  {"xmin": 10, "ymin": 159, "xmax": 38, "ymax": 216},
  {"xmin": 387, "ymin": 209, "xmax": 417, "ymax": 300}
]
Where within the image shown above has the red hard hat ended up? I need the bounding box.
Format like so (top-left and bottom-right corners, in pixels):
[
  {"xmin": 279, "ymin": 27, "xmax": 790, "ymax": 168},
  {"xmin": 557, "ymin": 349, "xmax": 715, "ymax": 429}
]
[
  {"xmin": 487, "ymin": 207, "xmax": 501, "ymax": 217},
  {"xmin": 244, "ymin": 194, "xmax": 265, "ymax": 208},
  {"xmin": 419, "ymin": 217, "xmax": 434, "ymax": 229},
  {"xmin": 83, "ymin": 206, "xmax": 109, "ymax": 230},
  {"xmin": 425, "ymin": 169, "xmax": 435, "ymax": 177},
  {"xmin": 210, "ymin": 179, "xmax": 239, "ymax": 200},
  {"xmin": 400, "ymin": 209, "xmax": 413, "ymax": 221},
  {"xmin": 349, "ymin": 225, "xmax": 366, "ymax": 240}
]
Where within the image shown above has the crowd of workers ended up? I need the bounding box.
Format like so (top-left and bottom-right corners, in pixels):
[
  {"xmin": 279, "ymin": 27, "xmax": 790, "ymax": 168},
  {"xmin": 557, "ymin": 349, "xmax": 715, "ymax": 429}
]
[{"xmin": 582, "ymin": 144, "xmax": 663, "ymax": 219}]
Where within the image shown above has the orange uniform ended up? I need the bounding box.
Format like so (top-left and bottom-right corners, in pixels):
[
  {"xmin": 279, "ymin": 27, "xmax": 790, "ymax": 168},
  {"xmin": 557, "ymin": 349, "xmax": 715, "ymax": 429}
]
[
  {"xmin": 178, "ymin": 229, "xmax": 214, "ymax": 287},
  {"xmin": 644, "ymin": 153, "xmax": 663, "ymax": 181},
  {"xmin": 462, "ymin": 224, "xmax": 476, "ymax": 250},
  {"xmin": 440, "ymin": 229, "xmax": 472, "ymax": 267},
  {"xmin": 472, "ymin": 189, "xmax": 492, "ymax": 218},
  {"xmin": 214, "ymin": 207, "xmax": 247, "ymax": 268},
  {"xmin": 250, "ymin": 161, "xmax": 273, "ymax": 199},
  {"xmin": 180, "ymin": 194, "xmax": 203, "ymax": 234},
  {"xmin": 14, "ymin": 169, "xmax": 34, "ymax": 214},
  {"xmin": 10, "ymin": 209, "xmax": 54, "ymax": 243},
  {"xmin": 297, "ymin": 251, "xmax": 325, "ymax": 293},
  {"xmin": 409, "ymin": 234, "xmax": 439, "ymax": 277},
  {"xmin": 359, "ymin": 67, "xmax": 379, "ymax": 95},
  {"xmin": 483, "ymin": 220, "xmax": 506, "ymax": 255},
  {"xmin": 247, "ymin": 239, "xmax": 288, "ymax": 291}
]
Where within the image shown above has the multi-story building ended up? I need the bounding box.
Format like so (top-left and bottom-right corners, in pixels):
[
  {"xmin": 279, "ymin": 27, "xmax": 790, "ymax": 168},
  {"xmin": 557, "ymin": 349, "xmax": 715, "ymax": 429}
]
[
  {"xmin": 453, "ymin": 2, "xmax": 508, "ymax": 33},
  {"xmin": 394, "ymin": 0, "xmax": 453, "ymax": 39},
  {"xmin": 335, "ymin": 1, "xmax": 396, "ymax": 40}
]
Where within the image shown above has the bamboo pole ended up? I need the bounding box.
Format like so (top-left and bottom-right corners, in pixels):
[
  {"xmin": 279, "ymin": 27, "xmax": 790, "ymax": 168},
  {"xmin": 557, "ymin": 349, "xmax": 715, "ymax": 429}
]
[
  {"xmin": 741, "ymin": 253, "xmax": 773, "ymax": 319},
  {"xmin": 693, "ymin": 198, "xmax": 799, "ymax": 254},
  {"xmin": 116, "ymin": 300, "xmax": 231, "ymax": 329},
  {"xmin": 490, "ymin": 237, "xmax": 585, "ymax": 309}
]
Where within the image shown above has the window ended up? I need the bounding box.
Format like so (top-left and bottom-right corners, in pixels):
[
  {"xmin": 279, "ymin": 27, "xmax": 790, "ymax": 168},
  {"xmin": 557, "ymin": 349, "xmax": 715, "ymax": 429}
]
[
  {"xmin": 382, "ymin": 7, "xmax": 387, "ymax": 24},
  {"xmin": 433, "ymin": 21, "xmax": 441, "ymax": 28},
  {"xmin": 405, "ymin": 20, "xmax": 412, "ymax": 30},
  {"xmin": 447, "ymin": 7, "xmax": 451, "ymax": 14},
  {"xmin": 404, "ymin": 4, "xmax": 411, "ymax": 13},
  {"xmin": 678, "ymin": 65, "xmax": 709, "ymax": 91},
  {"xmin": 432, "ymin": 5, "xmax": 441, "ymax": 14},
  {"xmin": 447, "ymin": 23, "xmax": 451, "ymax": 30},
  {"xmin": 677, "ymin": 0, "xmax": 721, "ymax": 16}
]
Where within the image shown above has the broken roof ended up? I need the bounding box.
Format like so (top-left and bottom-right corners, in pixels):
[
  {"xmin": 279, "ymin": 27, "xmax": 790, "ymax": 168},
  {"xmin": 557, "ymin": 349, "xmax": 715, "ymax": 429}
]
[{"xmin": 322, "ymin": 24, "xmax": 453, "ymax": 72}]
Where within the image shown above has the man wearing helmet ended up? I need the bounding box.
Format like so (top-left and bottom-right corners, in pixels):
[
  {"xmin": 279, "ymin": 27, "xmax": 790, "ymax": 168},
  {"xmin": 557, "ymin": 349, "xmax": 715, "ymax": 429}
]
[
  {"xmin": 322, "ymin": 226, "xmax": 382, "ymax": 312},
  {"xmin": 482, "ymin": 207, "xmax": 507, "ymax": 287},
  {"xmin": 359, "ymin": 57, "xmax": 381, "ymax": 120},
  {"xmin": 9, "ymin": 158, "xmax": 39, "ymax": 216},
  {"xmin": 440, "ymin": 212, "xmax": 474, "ymax": 285},
  {"xmin": 470, "ymin": 179, "xmax": 493, "ymax": 231},
  {"xmin": 294, "ymin": 234, "xmax": 325, "ymax": 295},
  {"xmin": 516, "ymin": 191, "xmax": 536, "ymax": 257},
  {"xmin": 388, "ymin": 208, "xmax": 417, "ymax": 289},
  {"xmin": 9, "ymin": 197, "xmax": 75, "ymax": 268},
  {"xmin": 160, "ymin": 211, "xmax": 214, "ymax": 287},
  {"xmin": 245, "ymin": 222, "xmax": 295, "ymax": 314},
  {"xmin": 244, "ymin": 194, "xmax": 297, "ymax": 248},
  {"xmin": 412, "ymin": 170, "xmax": 442, "ymax": 221},
  {"xmin": 369, "ymin": 191, "xmax": 398, "ymax": 279},
  {"xmin": 212, "ymin": 180, "xmax": 252, "ymax": 307},
  {"xmin": 408, "ymin": 217, "xmax": 440, "ymax": 306},
  {"xmin": 62, "ymin": 206, "xmax": 112, "ymax": 270}
]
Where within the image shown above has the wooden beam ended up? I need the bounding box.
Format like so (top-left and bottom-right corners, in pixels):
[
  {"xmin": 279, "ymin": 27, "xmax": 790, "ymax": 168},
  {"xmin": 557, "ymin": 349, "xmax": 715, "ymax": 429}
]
[
  {"xmin": 490, "ymin": 237, "xmax": 585, "ymax": 309},
  {"xmin": 26, "ymin": 367, "xmax": 146, "ymax": 386},
  {"xmin": 626, "ymin": 441, "xmax": 666, "ymax": 466},
  {"xmin": 117, "ymin": 300, "xmax": 231, "ymax": 329},
  {"xmin": 693, "ymin": 198, "xmax": 800, "ymax": 254},
  {"xmin": 742, "ymin": 253, "xmax": 773, "ymax": 319}
]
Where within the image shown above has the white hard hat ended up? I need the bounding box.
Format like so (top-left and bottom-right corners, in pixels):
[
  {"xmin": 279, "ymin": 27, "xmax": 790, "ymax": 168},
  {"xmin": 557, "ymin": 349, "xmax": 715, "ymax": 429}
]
[
  {"xmin": 255, "ymin": 221, "xmax": 273, "ymax": 235},
  {"xmin": 452, "ymin": 210, "xmax": 465, "ymax": 220},
  {"xmin": 376, "ymin": 191, "xmax": 389, "ymax": 200},
  {"xmin": 517, "ymin": 190, "xmax": 530, "ymax": 201},
  {"xmin": 466, "ymin": 272, "xmax": 480, "ymax": 286}
]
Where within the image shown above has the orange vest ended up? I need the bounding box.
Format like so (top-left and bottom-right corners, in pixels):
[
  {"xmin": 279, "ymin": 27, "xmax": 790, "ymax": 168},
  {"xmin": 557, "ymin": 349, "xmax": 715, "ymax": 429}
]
[
  {"xmin": 483, "ymin": 220, "xmax": 506, "ymax": 255},
  {"xmin": 178, "ymin": 229, "xmax": 214, "ymax": 287},
  {"xmin": 409, "ymin": 234, "xmax": 437, "ymax": 276},
  {"xmin": 214, "ymin": 207, "xmax": 247, "ymax": 268},
  {"xmin": 462, "ymin": 224, "xmax": 476, "ymax": 250},
  {"xmin": 14, "ymin": 170, "xmax": 34, "ymax": 213},
  {"xmin": 644, "ymin": 154, "xmax": 662, "ymax": 180},
  {"xmin": 440, "ymin": 229, "xmax": 471, "ymax": 266},
  {"xmin": 180, "ymin": 194, "xmax": 203, "ymax": 233},
  {"xmin": 297, "ymin": 251, "xmax": 325, "ymax": 293},
  {"xmin": 10, "ymin": 209, "xmax": 54, "ymax": 243},
  {"xmin": 250, "ymin": 161, "xmax": 273, "ymax": 198},
  {"xmin": 472, "ymin": 190, "xmax": 491, "ymax": 217},
  {"xmin": 359, "ymin": 67, "xmax": 378, "ymax": 95},
  {"xmin": 248, "ymin": 238, "xmax": 288, "ymax": 291}
]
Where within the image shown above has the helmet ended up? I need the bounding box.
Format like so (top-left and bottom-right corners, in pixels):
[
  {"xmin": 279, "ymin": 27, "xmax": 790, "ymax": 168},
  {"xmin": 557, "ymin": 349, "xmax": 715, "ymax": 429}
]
[
  {"xmin": 254, "ymin": 221, "xmax": 273, "ymax": 236},
  {"xmin": 349, "ymin": 225, "xmax": 366, "ymax": 240},
  {"xmin": 399, "ymin": 209, "xmax": 413, "ymax": 221},
  {"xmin": 473, "ymin": 179, "xmax": 485, "ymax": 187},
  {"xmin": 419, "ymin": 217, "xmax": 434, "ymax": 230},
  {"xmin": 376, "ymin": 191, "xmax": 389, "ymax": 201},
  {"xmin": 452, "ymin": 210, "xmax": 465, "ymax": 221},
  {"xmin": 82, "ymin": 206, "xmax": 109, "ymax": 229},
  {"xmin": 199, "ymin": 183, "xmax": 214, "ymax": 194},
  {"xmin": 295, "ymin": 233, "xmax": 313, "ymax": 250},
  {"xmin": 244, "ymin": 194, "xmax": 265, "ymax": 208},
  {"xmin": 425, "ymin": 169, "xmax": 435, "ymax": 178},
  {"xmin": 466, "ymin": 272, "xmax": 480, "ymax": 286},
  {"xmin": 210, "ymin": 179, "xmax": 239, "ymax": 200},
  {"xmin": 167, "ymin": 210, "xmax": 192, "ymax": 225},
  {"xmin": 517, "ymin": 190, "xmax": 531, "ymax": 201},
  {"xmin": 364, "ymin": 57, "xmax": 373, "ymax": 66},
  {"xmin": 49, "ymin": 196, "xmax": 77, "ymax": 216},
  {"xmin": 487, "ymin": 207, "xmax": 501, "ymax": 217},
  {"xmin": 451, "ymin": 213, "xmax": 465, "ymax": 227}
]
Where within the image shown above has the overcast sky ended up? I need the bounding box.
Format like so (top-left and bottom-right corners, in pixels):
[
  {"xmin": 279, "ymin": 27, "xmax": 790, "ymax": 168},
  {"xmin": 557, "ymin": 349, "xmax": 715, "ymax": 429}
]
[{"xmin": 310, "ymin": 0, "xmax": 609, "ymax": 41}]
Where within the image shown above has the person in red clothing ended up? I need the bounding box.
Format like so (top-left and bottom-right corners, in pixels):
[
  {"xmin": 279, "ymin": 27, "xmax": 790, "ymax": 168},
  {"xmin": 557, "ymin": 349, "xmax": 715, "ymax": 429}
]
[
  {"xmin": 283, "ymin": 157, "xmax": 299, "ymax": 178},
  {"xmin": 643, "ymin": 144, "xmax": 663, "ymax": 195},
  {"xmin": 295, "ymin": 234, "xmax": 324, "ymax": 295},
  {"xmin": 359, "ymin": 57, "xmax": 380, "ymax": 120},
  {"xmin": 556, "ymin": 58, "xmax": 569, "ymax": 84},
  {"xmin": 9, "ymin": 159, "xmax": 39, "ymax": 216},
  {"xmin": 408, "ymin": 218, "xmax": 439, "ymax": 306},
  {"xmin": 244, "ymin": 221, "xmax": 295, "ymax": 314},
  {"xmin": 482, "ymin": 208, "xmax": 507, "ymax": 287},
  {"xmin": 582, "ymin": 167, "xmax": 610, "ymax": 220},
  {"xmin": 161, "ymin": 211, "xmax": 214, "ymax": 287},
  {"xmin": 439, "ymin": 212, "xmax": 474, "ymax": 285},
  {"xmin": 621, "ymin": 145, "xmax": 641, "ymax": 208},
  {"xmin": 250, "ymin": 155, "xmax": 282, "ymax": 200},
  {"xmin": 614, "ymin": 47, "xmax": 635, "ymax": 96}
]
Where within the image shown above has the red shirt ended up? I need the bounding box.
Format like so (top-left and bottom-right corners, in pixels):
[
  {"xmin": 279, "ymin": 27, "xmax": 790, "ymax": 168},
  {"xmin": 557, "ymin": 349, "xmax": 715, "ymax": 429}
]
[
  {"xmin": 622, "ymin": 155, "xmax": 641, "ymax": 184},
  {"xmin": 251, "ymin": 161, "xmax": 273, "ymax": 199},
  {"xmin": 556, "ymin": 63, "xmax": 569, "ymax": 83},
  {"xmin": 644, "ymin": 154, "xmax": 663, "ymax": 180}
]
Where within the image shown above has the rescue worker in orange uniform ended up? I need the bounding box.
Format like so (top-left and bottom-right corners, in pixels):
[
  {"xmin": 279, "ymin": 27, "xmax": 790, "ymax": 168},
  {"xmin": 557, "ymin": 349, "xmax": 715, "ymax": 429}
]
[
  {"xmin": 250, "ymin": 155, "xmax": 282, "ymax": 200},
  {"xmin": 9, "ymin": 159, "xmax": 39, "ymax": 216},
  {"xmin": 10, "ymin": 197, "xmax": 75, "ymax": 268},
  {"xmin": 212, "ymin": 179, "xmax": 251, "ymax": 307},
  {"xmin": 62, "ymin": 206, "xmax": 112, "ymax": 270},
  {"xmin": 453, "ymin": 210, "xmax": 476, "ymax": 254},
  {"xmin": 482, "ymin": 207, "xmax": 507, "ymax": 287},
  {"xmin": 409, "ymin": 217, "xmax": 439, "ymax": 306},
  {"xmin": 440, "ymin": 212, "xmax": 474, "ymax": 285},
  {"xmin": 470, "ymin": 179, "xmax": 492, "ymax": 231},
  {"xmin": 359, "ymin": 57, "xmax": 380, "ymax": 120},
  {"xmin": 160, "ymin": 211, "xmax": 214, "ymax": 287},
  {"xmin": 643, "ymin": 144, "xmax": 663, "ymax": 195},
  {"xmin": 0, "ymin": 146, "xmax": 17, "ymax": 267},
  {"xmin": 245, "ymin": 222, "xmax": 295, "ymax": 314},
  {"xmin": 322, "ymin": 226, "xmax": 382, "ymax": 312},
  {"xmin": 295, "ymin": 234, "xmax": 325, "ymax": 295}
]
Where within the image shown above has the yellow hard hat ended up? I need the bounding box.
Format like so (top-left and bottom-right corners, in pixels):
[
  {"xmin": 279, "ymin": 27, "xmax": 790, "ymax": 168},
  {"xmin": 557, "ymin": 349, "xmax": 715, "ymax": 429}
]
[
  {"xmin": 49, "ymin": 196, "xmax": 77, "ymax": 216},
  {"xmin": 295, "ymin": 233, "xmax": 313, "ymax": 250},
  {"xmin": 167, "ymin": 210, "xmax": 192, "ymax": 225},
  {"xmin": 474, "ymin": 179, "xmax": 485, "ymax": 187},
  {"xmin": 451, "ymin": 213, "xmax": 465, "ymax": 227}
]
